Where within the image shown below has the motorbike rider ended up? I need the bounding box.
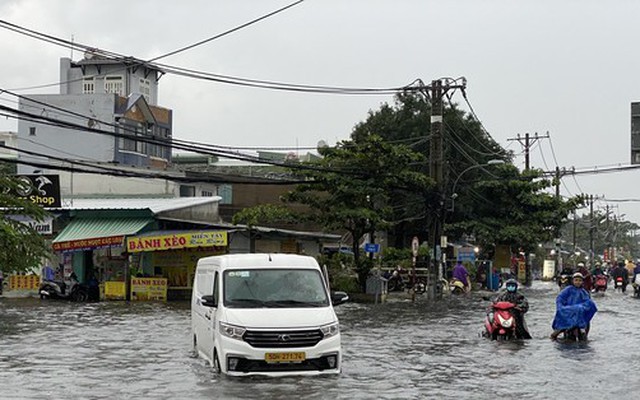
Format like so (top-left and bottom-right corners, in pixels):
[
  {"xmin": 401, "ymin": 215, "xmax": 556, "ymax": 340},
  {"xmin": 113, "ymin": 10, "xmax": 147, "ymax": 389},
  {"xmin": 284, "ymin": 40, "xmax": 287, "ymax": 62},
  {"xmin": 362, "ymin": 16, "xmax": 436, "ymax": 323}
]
[
  {"xmin": 550, "ymin": 272, "xmax": 598, "ymax": 340},
  {"xmin": 632, "ymin": 262, "xmax": 640, "ymax": 287},
  {"xmin": 492, "ymin": 278, "xmax": 531, "ymax": 339},
  {"xmin": 557, "ymin": 264, "xmax": 574, "ymax": 288},
  {"xmin": 451, "ymin": 261, "xmax": 471, "ymax": 292},
  {"xmin": 576, "ymin": 262, "xmax": 592, "ymax": 292},
  {"xmin": 611, "ymin": 261, "xmax": 629, "ymax": 293},
  {"xmin": 591, "ymin": 262, "xmax": 604, "ymax": 277}
]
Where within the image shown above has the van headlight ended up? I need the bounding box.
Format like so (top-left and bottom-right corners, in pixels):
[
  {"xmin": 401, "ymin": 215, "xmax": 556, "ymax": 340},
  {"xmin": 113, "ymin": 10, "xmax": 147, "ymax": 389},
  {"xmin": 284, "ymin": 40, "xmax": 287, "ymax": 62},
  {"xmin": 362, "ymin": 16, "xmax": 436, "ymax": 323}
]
[
  {"xmin": 219, "ymin": 322, "xmax": 246, "ymax": 340},
  {"xmin": 320, "ymin": 322, "xmax": 340, "ymax": 339}
]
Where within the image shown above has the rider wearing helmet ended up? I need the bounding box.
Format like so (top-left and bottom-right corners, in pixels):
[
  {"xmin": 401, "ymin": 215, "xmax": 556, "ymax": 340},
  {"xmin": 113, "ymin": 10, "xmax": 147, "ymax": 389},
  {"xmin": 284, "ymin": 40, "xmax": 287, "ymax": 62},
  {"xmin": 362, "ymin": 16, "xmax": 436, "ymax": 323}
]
[
  {"xmin": 491, "ymin": 279, "xmax": 531, "ymax": 339},
  {"xmin": 550, "ymin": 272, "xmax": 598, "ymax": 340},
  {"xmin": 611, "ymin": 260, "xmax": 629, "ymax": 293}
]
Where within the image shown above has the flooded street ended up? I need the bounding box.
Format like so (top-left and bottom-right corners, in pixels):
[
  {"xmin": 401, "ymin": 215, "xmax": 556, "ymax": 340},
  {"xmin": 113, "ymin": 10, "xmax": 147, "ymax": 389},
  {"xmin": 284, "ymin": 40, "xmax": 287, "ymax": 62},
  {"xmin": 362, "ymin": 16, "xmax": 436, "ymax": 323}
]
[{"xmin": 1, "ymin": 281, "xmax": 638, "ymax": 399}]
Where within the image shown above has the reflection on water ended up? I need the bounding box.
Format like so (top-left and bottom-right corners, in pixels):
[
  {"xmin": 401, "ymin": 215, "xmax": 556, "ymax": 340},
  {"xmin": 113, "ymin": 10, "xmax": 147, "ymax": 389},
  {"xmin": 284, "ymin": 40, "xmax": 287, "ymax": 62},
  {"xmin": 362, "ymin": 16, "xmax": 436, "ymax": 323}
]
[{"xmin": 1, "ymin": 282, "xmax": 640, "ymax": 399}]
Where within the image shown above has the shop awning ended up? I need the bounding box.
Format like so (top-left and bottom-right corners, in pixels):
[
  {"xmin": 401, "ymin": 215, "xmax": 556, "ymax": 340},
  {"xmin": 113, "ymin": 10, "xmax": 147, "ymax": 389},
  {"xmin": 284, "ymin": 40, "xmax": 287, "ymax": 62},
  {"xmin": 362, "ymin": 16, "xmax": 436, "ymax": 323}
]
[{"xmin": 52, "ymin": 217, "xmax": 153, "ymax": 251}]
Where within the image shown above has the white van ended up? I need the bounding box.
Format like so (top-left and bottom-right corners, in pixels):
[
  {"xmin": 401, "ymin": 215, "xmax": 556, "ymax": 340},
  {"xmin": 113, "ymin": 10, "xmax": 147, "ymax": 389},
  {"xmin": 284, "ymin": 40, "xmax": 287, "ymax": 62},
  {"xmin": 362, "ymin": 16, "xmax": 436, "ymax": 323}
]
[{"xmin": 191, "ymin": 253, "xmax": 348, "ymax": 376}]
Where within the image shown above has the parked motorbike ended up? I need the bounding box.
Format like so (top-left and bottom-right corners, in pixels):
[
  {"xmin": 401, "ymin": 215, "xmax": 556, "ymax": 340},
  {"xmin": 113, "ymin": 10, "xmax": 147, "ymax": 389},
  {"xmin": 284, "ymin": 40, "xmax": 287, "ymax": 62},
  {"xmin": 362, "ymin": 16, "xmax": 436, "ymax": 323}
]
[
  {"xmin": 483, "ymin": 301, "xmax": 519, "ymax": 340},
  {"xmin": 384, "ymin": 267, "xmax": 426, "ymax": 294},
  {"xmin": 592, "ymin": 274, "xmax": 608, "ymax": 293},
  {"xmin": 39, "ymin": 275, "xmax": 89, "ymax": 302}
]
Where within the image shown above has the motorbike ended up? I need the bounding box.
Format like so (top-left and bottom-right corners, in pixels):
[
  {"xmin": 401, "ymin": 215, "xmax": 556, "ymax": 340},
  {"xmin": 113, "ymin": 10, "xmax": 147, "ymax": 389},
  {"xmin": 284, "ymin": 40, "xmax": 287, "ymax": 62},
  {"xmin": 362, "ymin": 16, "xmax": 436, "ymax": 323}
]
[
  {"xmin": 384, "ymin": 267, "xmax": 426, "ymax": 294},
  {"xmin": 483, "ymin": 301, "xmax": 519, "ymax": 340},
  {"xmin": 633, "ymin": 275, "xmax": 640, "ymax": 298},
  {"xmin": 592, "ymin": 274, "xmax": 608, "ymax": 293},
  {"xmin": 613, "ymin": 276, "xmax": 627, "ymax": 293},
  {"xmin": 560, "ymin": 326, "xmax": 589, "ymax": 342},
  {"xmin": 39, "ymin": 276, "xmax": 89, "ymax": 302},
  {"xmin": 557, "ymin": 273, "xmax": 571, "ymax": 289},
  {"xmin": 449, "ymin": 279, "xmax": 466, "ymax": 295}
]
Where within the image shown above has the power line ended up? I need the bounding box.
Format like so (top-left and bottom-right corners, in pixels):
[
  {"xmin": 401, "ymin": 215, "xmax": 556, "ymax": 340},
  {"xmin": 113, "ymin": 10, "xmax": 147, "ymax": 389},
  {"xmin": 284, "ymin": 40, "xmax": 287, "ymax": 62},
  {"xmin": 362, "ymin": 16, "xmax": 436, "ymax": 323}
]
[{"xmin": 0, "ymin": 18, "xmax": 422, "ymax": 95}]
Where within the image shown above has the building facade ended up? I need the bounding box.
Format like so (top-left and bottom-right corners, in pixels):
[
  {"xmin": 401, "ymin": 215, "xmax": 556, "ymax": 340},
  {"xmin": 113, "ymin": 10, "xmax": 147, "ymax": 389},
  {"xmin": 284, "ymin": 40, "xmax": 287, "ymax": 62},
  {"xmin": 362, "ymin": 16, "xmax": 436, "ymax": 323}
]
[{"xmin": 17, "ymin": 55, "xmax": 172, "ymax": 173}]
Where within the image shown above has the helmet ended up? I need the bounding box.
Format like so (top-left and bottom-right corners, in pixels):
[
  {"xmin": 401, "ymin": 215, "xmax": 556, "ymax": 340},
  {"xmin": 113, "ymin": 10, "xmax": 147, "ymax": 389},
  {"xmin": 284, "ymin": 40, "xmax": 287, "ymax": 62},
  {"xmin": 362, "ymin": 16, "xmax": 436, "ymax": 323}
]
[
  {"xmin": 505, "ymin": 279, "xmax": 518, "ymax": 292},
  {"xmin": 572, "ymin": 272, "xmax": 584, "ymax": 280},
  {"xmin": 577, "ymin": 262, "xmax": 585, "ymax": 268}
]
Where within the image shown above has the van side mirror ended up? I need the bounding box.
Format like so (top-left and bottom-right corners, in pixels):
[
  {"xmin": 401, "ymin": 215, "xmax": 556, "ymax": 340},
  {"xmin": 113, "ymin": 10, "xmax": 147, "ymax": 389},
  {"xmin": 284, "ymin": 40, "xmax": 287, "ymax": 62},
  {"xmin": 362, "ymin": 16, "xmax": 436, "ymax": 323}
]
[
  {"xmin": 201, "ymin": 295, "xmax": 217, "ymax": 308},
  {"xmin": 331, "ymin": 291, "xmax": 349, "ymax": 306}
]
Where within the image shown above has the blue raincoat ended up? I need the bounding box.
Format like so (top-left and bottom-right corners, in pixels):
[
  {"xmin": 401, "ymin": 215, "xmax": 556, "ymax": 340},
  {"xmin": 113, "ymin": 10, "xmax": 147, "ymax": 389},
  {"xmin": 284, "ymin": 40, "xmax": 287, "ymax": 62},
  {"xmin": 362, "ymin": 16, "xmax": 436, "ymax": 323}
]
[{"xmin": 552, "ymin": 285, "xmax": 598, "ymax": 330}]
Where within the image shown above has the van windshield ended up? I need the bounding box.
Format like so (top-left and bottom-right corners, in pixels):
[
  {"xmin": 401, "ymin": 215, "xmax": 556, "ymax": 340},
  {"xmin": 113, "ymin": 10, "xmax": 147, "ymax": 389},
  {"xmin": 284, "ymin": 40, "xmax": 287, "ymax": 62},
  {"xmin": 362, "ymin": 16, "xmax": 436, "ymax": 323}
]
[{"xmin": 223, "ymin": 269, "xmax": 329, "ymax": 308}]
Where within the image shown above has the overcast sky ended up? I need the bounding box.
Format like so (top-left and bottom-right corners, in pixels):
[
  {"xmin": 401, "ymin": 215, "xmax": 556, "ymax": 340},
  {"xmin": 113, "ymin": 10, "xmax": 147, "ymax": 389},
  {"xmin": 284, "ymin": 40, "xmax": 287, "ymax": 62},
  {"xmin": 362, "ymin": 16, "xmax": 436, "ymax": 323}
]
[{"xmin": 2, "ymin": 0, "xmax": 640, "ymax": 223}]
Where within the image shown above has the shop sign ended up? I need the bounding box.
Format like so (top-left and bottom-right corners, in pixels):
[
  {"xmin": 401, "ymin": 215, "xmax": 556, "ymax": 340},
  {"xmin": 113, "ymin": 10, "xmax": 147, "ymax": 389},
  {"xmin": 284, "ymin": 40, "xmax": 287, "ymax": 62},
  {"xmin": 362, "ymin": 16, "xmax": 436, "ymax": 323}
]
[
  {"xmin": 6, "ymin": 215, "xmax": 53, "ymax": 235},
  {"xmin": 104, "ymin": 281, "xmax": 126, "ymax": 300},
  {"xmin": 9, "ymin": 174, "xmax": 61, "ymax": 208},
  {"xmin": 130, "ymin": 277, "xmax": 167, "ymax": 301},
  {"xmin": 9, "ymin": 275, "xmax": 41, "ymax": 290},
  {"xmin": 53, "ymin": 236, "xmax": 124, "ymax": 251},
  {"xmin": 126, "ymin": 231, "xmax": 228, "ymax": 253}
]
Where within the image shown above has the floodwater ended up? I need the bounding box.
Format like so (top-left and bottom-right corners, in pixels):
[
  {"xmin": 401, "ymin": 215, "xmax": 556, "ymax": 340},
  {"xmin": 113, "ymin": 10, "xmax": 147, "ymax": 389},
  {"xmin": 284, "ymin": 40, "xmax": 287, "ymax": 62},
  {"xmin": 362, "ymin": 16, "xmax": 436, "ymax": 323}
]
[{"xmin": 1, "ymin": 281, "xmax": 638, "ymax": 400}]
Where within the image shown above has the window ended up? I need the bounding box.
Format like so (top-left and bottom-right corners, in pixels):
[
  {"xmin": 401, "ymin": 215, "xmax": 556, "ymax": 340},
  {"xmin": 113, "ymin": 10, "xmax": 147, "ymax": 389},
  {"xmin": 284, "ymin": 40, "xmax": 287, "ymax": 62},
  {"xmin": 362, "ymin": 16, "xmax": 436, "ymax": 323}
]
[
  {"xmin": 82, "ymin": 77, "xmax": 95, "ymax": 94},
  {"xmin": 29, "ymin": 127, "xmax": 36, "ymax": 136},
  {"xmin": 104, "ymin": 75, "xmax": 124, "ymax": 96},
  {"xmin": 139, "ymin": 78, "xmax": 150, "ymax": 102}
]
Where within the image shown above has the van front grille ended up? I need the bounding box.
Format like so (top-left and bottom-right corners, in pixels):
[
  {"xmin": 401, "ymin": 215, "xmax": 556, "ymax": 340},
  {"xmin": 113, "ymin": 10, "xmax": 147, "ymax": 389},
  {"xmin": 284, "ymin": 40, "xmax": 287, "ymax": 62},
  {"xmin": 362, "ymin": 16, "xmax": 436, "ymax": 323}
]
[{"xmin": 243, "ymin": 329, "xmax": 323, "ymax": 348}]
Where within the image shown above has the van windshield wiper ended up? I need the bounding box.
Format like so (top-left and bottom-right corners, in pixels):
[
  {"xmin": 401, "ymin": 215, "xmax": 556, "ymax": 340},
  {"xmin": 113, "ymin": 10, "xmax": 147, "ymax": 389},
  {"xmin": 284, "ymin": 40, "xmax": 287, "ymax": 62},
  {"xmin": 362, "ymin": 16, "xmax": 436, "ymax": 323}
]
[
  {"xmin": 269, "ymin": 300, "xmax": 326, "ymax": 308},
  {"xmin": 227, "ymin": 298, "xmax": 266, "ymax": 307}
]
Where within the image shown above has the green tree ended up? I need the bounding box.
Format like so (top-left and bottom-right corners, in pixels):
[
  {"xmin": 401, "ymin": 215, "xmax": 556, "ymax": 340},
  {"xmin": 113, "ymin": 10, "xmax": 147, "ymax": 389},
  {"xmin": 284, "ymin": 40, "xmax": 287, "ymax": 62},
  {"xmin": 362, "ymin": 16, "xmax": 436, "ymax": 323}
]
[
  {"xmin": 560, "ymin": 210, "xmax": 640, "ymax": 261},
  {"xmin": 283, "ymin": 134, "xmax": 432, "ymax": 291},
  {"xmin": 0, "ymin": 171, "xmax": 51, "ymax": 274},
  {"xmin": 446, "ymin": 166, "xmax": 583, "ymax": 255},
  {"xmin": 351, "ymin": 91, "xmax": 510, "ymax": 247}
]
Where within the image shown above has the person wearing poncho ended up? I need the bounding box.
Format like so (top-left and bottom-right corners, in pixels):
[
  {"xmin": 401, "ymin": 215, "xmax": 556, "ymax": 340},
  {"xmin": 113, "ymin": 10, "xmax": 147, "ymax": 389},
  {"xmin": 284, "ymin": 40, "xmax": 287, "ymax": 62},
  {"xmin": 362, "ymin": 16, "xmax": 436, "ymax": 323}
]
[{"xmin": 550, "ymin": 272, "xmax": 597, "ymax": 340}]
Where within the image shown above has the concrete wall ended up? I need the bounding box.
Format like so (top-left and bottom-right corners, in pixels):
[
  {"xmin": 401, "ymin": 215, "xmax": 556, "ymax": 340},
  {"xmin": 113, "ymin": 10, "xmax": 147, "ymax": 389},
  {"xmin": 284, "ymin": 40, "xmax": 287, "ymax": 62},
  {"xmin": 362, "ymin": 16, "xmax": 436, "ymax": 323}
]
[
  {"xmin": 56, "ymin": 171, "xmax": 180, "ymax": 199},
  {"xmin": 17, "ymin": 94, "xmax": 117, "ymax": 173}
]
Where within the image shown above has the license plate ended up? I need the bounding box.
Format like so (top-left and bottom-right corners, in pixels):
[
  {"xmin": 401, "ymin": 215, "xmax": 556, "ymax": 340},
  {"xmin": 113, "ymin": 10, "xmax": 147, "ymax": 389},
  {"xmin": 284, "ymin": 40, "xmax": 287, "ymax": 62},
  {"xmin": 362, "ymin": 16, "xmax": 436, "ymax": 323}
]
[{"xmin": 264, "ymin": 352, "xmax": 306, "ymax": 363}]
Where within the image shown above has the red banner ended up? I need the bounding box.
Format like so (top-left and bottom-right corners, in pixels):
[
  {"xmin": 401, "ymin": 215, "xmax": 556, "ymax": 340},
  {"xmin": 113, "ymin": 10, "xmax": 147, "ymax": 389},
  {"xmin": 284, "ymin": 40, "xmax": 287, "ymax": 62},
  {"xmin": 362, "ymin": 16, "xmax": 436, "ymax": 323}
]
[{"xmin": 53, "ymin": 236, "xmax": 124, "ymax": 251}]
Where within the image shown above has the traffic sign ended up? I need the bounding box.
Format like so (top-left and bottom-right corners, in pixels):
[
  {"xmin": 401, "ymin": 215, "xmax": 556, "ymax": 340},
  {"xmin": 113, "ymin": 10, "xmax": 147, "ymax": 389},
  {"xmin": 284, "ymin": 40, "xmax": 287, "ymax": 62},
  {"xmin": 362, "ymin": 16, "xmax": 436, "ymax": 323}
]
[{"xmin": 364, "ymin": 243, "xmax": 380, "ymax": 253}]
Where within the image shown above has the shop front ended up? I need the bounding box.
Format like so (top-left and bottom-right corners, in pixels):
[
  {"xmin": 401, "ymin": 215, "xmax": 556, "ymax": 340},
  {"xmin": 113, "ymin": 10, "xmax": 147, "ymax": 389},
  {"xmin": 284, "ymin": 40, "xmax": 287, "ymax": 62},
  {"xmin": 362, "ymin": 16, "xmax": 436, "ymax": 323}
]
[
  {"xmin": 126, "ymin": 230, "xmax": 228, "ymax": 300},
  {"xmin": 52, "ymin": 216, "xmax": 155, "ymax": 300}
]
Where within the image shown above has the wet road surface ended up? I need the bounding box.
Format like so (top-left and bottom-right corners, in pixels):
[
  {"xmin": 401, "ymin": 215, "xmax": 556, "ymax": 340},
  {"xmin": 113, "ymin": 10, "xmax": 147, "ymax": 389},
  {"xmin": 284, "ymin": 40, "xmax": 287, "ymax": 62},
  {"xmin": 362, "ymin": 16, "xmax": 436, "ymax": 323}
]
[{"xmin": 1, "ymin": 281, "xmax": 638, "ymax": 399}]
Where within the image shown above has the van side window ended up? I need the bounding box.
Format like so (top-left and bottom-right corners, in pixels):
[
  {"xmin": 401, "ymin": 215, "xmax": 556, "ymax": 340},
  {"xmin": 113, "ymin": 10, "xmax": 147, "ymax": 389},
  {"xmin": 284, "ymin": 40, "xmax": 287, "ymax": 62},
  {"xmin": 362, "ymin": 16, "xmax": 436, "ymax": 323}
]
[
  {"xmin": 212, "ymin": 272, "xmax": 219, "ymax": 304},
  {"xmin": 196, "ymin": 271, "xmax": 213, "ymax": 297}
]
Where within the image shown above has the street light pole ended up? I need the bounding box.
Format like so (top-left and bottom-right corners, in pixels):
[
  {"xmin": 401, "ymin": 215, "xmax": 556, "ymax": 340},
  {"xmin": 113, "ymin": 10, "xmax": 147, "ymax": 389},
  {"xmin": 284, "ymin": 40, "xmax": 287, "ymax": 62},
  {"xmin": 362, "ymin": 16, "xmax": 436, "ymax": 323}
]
[{"xmin": 449, "ymin": 159, "xmax": 505, "ymax": 212}]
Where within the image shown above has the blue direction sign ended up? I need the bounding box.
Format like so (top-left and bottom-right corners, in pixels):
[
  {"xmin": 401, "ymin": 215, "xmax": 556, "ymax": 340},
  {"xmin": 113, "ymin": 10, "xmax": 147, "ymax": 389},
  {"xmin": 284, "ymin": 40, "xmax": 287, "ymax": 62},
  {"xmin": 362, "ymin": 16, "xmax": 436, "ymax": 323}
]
[
  {"xmin": 457, "ymin": 246, "xmax": 476, "ymax": 262},
  {"xmin": 364, "ymin": 243, "xmax": 381, "ymax": 253}
]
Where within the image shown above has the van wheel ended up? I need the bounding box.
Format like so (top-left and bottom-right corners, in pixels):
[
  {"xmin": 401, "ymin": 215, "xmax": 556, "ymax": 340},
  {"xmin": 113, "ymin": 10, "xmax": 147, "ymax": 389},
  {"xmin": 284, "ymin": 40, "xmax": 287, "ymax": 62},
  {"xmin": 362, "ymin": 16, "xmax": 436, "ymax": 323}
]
[{"xmin": 213, "ymin": 350, "xmax": 222, "ymax": 374}]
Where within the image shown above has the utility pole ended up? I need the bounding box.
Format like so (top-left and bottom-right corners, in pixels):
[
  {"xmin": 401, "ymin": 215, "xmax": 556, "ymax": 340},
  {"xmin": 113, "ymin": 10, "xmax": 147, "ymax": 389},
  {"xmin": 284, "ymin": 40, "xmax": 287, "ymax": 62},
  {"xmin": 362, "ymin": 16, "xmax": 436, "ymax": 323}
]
[
  {"xmin": 506, "ymin": 132, "xmax": 550, "ymax": 170},
  {"xmin": 507, "ymin": 132, "xmax": 550, "ymax": 285},
  {"xmin": 589, "ymin": 194, "xmax": 594, "ymax": 268},
  {"xmin": 421, "ymin": 78, "xmax": 466, "ymax": 299}
]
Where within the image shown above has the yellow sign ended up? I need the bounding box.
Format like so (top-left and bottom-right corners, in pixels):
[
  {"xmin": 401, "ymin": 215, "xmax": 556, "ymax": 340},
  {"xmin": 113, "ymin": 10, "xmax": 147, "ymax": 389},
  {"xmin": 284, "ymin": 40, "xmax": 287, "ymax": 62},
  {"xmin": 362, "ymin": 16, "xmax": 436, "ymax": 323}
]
[
  {"xmin": 104, "ymin": 281, "xmax": 126, "ymax": 300},
  {"xmin": 131, "ymin": 277, "xmax": 168, "ymax": 301},
  {"xmin": 517, "ymin": 260, "xmax": 527, "ymax": 282},
  {"xmin": 126, "ymin": 231, "xmax": 227, "ymax": 253},
  {"xmin": 9, "ymin": 275, "xmax": 41, "ymax": 290}
]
